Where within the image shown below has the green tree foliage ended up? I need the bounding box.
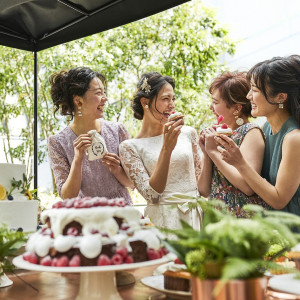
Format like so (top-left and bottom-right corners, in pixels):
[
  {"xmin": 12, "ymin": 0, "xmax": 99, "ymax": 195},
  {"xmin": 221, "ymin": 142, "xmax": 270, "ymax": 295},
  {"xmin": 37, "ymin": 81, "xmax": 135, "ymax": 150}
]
[{"xmin": 0, "ymin": 1, "xmax": 235, "ymax": 191}]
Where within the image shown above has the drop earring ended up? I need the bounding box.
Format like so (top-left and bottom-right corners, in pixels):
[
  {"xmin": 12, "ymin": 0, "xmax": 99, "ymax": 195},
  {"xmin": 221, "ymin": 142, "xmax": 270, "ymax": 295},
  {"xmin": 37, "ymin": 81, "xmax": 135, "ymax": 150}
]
[
  {"xmin": 233, "ymin": 110, "xmax": 244, "ymax": 126},
  {"xmin": 78, "ymin": 104, "xmax": 82, "ymax": 117},
  {"xmin": 145, "ymin": 105, "xmax": 148, "ymax": 109},
  {"xmin": 279, "ymin": 102, "xmax": 284, "ymax": 109}
]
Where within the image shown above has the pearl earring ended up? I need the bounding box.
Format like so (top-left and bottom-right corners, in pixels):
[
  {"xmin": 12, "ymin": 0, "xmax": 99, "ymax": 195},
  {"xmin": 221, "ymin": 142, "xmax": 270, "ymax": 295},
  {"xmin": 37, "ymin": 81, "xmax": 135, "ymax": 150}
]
[
  {"xmin": 279, "ymin": 102, "xmax": 284, "ymax": 109},
  {"xmin": 145, "ymin": 105, "xmax": 148, "ymax": 109},
  {"xmin": 78, "ymin": 104, "xmax": 82, "ymax": 117}
]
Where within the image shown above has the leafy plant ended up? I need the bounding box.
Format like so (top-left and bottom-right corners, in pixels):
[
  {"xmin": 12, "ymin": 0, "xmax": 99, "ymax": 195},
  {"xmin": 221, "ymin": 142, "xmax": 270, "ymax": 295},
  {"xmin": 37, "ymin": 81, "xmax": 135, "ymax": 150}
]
[
  {"xmin": 6, "ymin": 173, "xmax": 39, "ymax": 201},
  {"xmin": 162, "ymin": 200, "xmax": 300, "ymax": 282},
  {"xmin": 0, "ymin": 224, "xmax": 27, "ymax": 275}
]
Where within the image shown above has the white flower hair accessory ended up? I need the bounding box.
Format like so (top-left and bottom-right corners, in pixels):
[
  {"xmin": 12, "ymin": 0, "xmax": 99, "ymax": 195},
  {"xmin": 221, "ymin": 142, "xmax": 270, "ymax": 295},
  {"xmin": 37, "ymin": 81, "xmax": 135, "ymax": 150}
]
[{"xmin": 140, "ymin": 77, "xmax": 151, "ymax": 94}]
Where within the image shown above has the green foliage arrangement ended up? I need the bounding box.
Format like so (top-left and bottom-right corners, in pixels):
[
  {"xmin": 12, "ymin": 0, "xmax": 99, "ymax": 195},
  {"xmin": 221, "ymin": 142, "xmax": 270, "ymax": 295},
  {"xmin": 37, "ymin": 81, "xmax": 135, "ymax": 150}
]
[
  {"xmin": 0, "ymin": 224, "xmax": 27, "ymax": 275},
  {"xmin": 162, "ymin": 200, "xmax": 300, "ymax": 282},
  {"xmin": 7, "ymin": 173, "xmax": 38, "ymax": 201}
]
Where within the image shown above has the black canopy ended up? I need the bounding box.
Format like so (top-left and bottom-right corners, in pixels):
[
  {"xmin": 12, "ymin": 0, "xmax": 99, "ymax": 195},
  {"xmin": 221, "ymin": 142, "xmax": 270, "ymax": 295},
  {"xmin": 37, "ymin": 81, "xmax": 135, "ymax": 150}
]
[
  {"xmin": 0, "ymin": 0, "xmax": 189, "ymax": 189},
  {"xmin": 0, "ymin": 0, "xmax": 189, "ymax": 52}
]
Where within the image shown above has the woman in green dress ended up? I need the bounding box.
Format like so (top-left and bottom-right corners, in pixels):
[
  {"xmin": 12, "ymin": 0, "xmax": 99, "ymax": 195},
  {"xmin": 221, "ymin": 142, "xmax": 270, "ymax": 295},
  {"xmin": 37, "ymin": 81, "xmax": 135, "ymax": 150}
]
[{"xmin": 215, "ymin": 55, "xmax": 300, "ymax": 216}]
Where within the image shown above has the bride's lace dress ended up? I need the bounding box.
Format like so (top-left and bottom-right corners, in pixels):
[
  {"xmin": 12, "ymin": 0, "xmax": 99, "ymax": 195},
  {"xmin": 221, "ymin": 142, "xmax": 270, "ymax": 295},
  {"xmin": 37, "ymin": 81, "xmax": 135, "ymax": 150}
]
[{"xmin": 119, "ymin": 126, "xmax": 202, "ymax": 230}]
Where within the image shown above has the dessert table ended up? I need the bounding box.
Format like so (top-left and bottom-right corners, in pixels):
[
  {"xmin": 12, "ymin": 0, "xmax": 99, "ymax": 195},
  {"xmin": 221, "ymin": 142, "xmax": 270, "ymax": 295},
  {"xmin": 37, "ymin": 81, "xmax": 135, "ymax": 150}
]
[{"xmin": 1, "ymin": 265, "xmax": 299, "ymax": 300}]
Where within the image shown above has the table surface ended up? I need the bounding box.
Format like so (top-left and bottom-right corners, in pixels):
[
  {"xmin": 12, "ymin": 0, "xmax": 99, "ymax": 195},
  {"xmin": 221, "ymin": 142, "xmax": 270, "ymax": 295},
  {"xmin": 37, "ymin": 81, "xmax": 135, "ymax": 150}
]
[{"xmin": 1, "ymin": 265, "xmax": 299, "ymax": 300}]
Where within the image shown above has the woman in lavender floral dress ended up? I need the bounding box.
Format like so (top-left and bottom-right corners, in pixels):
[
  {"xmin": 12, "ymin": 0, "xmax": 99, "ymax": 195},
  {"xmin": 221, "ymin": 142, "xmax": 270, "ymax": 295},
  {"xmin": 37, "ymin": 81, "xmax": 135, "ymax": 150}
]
[
  {"xmin": 198, "ymin": 71, "xmax": 270, "ymax": 217},
  {"xmin": 48, "ymin": 67, "xmax": 133, "ymax": 205}
]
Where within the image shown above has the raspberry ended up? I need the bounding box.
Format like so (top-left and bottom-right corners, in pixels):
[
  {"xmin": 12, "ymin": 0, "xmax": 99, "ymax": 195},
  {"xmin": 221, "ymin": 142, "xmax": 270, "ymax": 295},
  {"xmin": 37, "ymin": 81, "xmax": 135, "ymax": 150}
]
[
  {"xmin": 41, "ymin": 228, "xmax": 54, "ymax": 237},
  {"xmin": 67, "ymin": 227, "xmax": 79, "ymax": 236},
  {"xmin": 22, "ymin": 252, "xmax": 31, "ymax": 261},
  {"xmin": 78, "ymin": 200, "xmax": 92, "ymax": 209},
  {"xmin": 108, "ymin": 199, "xmax": 116, "ymax": 206},
  {"xmin": 57, "ymin": 255, "xmax": 69, "ymax": 267},
  {"xmin": 40, "ymin": 256, "xmax": 52, "ymax": 266},
  {"xmin": 174, "ymin": 257, "xmax": 183, "ymax": 264},
  {"xmin": 221, "ymin": 123, "xmax": 228, "ymax": 129},
  {"xmin": 51, "ymin": 258, "xmax": 58, "ymax": 267},
  {"xmin": 121, "ymin": 223, "xmax": 130, "ymax": 231},
  {"xmin": 69, "ymin": 255, "xmax": 81, "ymax": 267},
  {"xmin": 124, "ymin": 256, "xmax": 134, "ymax": 264},
  {"xmin": 26, "ymin": 252, "xmax": 38, "ymax": 264},
  {"xmin": 115, "ymin": 198, "xmax": 125, "ymax": 207},
  {"xmin": 64, "ymin": 199, "xmax": 75, "ymax": 208},
  {"xmin": 147, "ymin": 248, "xmax": 161, "ymax": 260},
  {"xmin": 116, "ymin": 246, "xmax": 128, "ymax": 258},
  {"xmin": 52, "ymin": 201, "xmax": 64, "ymax": 209},
  {"xmin": 111, "ymin": 254, "xmax": 123, "ymax": 265},
  {"xmin": 97, "ymin": 198, "xmax": 108, "ymax": 206},
  {"xmin": 97, "ymin": 254, "xmax": 111, "ymax": 266},
  {"xmin": 161, "ymin": 247, "xmax": 169, "ymax": 255},
  {"xmin": 74, "ymin": 199, "xmax": 84, "ymax": 208}
]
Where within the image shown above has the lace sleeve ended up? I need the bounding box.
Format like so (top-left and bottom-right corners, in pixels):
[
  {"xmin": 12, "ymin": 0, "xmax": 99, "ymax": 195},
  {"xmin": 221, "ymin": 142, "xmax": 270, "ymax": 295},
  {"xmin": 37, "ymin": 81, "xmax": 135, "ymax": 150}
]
[
  {"xmin": 118, "ymin": 123, "xmax": 131, "ymax": 143},
  {"xmin": 119, "ymin": 142, "xmax": 161, "ymax": 204},
  {"xmin": 48, "ymin": 135, "xmax": 70, "ymax": 197},
  {"xmin": 191, "ymin": 128, "xmax": 202, "ymax": 182}
]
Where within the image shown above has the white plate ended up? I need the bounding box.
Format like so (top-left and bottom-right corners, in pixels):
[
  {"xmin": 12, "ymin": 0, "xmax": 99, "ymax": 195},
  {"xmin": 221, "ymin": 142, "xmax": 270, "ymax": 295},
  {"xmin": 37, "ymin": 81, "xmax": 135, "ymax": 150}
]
[
  {"xmin": 13, "ymin": 254, "xmax": 172, "ymax": 273},
  {"xmin": 141, "ymin": 275, "xmax": 191, "ymax": 300},
  {"xmin": 269, "ymin": 274, "xmax": 300, "ymax": 295}
]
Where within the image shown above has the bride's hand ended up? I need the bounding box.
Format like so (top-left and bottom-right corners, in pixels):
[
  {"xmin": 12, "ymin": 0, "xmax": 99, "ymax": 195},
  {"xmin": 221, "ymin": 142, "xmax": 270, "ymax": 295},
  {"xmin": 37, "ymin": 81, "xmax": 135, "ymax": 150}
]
[{"xmin": 163, "ymin": 118, "xmax": 183, "ymax": 152}]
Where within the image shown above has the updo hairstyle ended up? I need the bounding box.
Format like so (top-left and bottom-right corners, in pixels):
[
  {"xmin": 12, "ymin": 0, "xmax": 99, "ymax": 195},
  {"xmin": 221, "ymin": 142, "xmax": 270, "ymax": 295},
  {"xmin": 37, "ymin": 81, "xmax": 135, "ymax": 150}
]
[
  {"xmin": 50, "ymin": 67, "xmax": 106, "ymax": 120},
  {"xmin": 131, "ymin": 72, "xmax": 175, "ymax": 120},
  {"xmin": 209, "ymin": 71, "xmax": 252, "ymax": 118}
]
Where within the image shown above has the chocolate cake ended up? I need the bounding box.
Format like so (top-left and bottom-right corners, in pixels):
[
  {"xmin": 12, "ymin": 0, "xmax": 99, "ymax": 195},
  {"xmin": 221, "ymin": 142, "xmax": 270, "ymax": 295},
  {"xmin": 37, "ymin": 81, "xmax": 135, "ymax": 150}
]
[{"xmin": 23, "ymin": 196, "xmax": 167, "ymax": 267}]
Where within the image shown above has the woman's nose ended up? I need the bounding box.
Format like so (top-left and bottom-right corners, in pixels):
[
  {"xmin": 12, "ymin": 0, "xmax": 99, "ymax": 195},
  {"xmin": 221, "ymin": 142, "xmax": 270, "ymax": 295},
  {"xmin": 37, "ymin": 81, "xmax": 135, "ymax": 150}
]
[{"xmin": 246, "ymin": 90, "xmax": 252, "ymax": 99}]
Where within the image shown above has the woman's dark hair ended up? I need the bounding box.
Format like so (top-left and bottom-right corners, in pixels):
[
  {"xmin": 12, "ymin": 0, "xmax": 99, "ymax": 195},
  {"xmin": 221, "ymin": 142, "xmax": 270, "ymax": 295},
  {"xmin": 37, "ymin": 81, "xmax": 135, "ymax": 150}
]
[
  {"xmin": 132, "ymin": 72, "xmax": 175, "ymax": 120},
  {"xmin": 50, "ymin": 67, "xmax": 106, "ymax": 120},
  {"xmin": 209, "ymin": 71, "xmax": 252, "ymax": 118},
  {"xmin": 247, "ymin": 55, "xmax": 300, "ymax": 126}
]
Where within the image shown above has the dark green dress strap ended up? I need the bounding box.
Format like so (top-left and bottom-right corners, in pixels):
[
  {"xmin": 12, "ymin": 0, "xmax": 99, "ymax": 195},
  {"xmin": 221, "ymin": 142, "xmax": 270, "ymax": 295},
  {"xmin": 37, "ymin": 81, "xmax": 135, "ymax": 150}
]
[{"xmin": 262, "ymin": 117, "xmax": 300, "ymax": 216}]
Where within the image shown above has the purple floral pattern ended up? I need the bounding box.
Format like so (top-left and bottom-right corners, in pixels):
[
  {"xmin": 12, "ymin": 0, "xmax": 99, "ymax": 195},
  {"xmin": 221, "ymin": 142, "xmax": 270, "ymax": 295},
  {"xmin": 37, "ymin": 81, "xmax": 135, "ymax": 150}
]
[{"xmin": 48, "ymin": 119, "xmax": 132, "ymax": 205}]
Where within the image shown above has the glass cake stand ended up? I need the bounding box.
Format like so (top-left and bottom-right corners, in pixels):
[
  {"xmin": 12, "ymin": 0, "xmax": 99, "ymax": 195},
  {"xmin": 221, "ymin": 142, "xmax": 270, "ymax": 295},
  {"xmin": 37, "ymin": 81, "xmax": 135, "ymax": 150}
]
[{"xmin": 13, "ymin": 254, "xmax": 172, "ymax": 300}]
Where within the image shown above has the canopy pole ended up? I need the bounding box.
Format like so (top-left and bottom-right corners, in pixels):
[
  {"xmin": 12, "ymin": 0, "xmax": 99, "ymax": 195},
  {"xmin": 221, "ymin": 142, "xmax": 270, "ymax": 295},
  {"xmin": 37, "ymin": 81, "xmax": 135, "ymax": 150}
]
[{"xmin": 34, "ymin": 51, "xmax": 38, "ymax": 193}]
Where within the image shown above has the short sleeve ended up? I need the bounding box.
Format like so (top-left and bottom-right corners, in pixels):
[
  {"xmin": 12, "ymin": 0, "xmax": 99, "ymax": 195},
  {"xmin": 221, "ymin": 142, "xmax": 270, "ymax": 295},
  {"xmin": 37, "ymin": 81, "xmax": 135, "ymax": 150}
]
[
  {"xmin": 48, "ymin": 135, "xmax": 71, "ymax": 197},
  {"xmin": 119, "ymin": 141, "xmax": 162, "ymax": 204}
]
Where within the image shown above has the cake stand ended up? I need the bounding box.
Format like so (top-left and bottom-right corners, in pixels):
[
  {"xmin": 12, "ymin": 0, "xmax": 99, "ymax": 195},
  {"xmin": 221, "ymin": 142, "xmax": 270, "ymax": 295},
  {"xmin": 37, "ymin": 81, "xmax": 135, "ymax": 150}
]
[{"xmin": 13, "ymin": 255, "xmax": 172, "ymax": 300}]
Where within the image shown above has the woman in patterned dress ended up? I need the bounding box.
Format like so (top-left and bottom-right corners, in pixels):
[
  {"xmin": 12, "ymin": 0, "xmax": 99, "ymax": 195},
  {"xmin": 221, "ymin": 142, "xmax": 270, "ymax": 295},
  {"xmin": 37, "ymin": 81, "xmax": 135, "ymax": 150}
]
[
  {"xmin": 215, "ymin": 56, "xmax": 300, "ymax": 216},
  {"xmin": 119, "ymin": 72, "xmax": 202, "ymax": 230},
  {"xmin": 48, "ymin": 67, "xmax": 133, "ymax": 204},
  {"xmin": 198, "ymin": 71, "xmax": 270, "ymax": 217}
]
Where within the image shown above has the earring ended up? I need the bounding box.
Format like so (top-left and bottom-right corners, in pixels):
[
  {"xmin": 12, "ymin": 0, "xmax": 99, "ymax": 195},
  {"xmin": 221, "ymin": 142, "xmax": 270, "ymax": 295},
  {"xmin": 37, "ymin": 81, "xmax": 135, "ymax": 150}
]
[
  {"xmin": 233, "ymin": 110, "xmax": 244, "ymax": 126},
  {"xmin": 145, "ymin": 105, "xmax": 148, "ymax": 109},
  {"xmin": 279, "ymin": 102, "xmax": 284, "ymax": 109},
  {"xmin": 78, "ymin": 104, "xmax": 82, "ymax": 117}
]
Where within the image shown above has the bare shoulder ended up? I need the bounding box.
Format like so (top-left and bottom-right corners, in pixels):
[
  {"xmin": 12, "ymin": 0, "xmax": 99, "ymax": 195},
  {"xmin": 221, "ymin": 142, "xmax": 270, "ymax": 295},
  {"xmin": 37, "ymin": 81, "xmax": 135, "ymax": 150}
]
[
  {"xmin": 243, "ymin": 126, "xmax": 265, "ymax": 143},
  {"xmin": 284, "ymin": 129, "xmax": 300, "ymax": 146}
]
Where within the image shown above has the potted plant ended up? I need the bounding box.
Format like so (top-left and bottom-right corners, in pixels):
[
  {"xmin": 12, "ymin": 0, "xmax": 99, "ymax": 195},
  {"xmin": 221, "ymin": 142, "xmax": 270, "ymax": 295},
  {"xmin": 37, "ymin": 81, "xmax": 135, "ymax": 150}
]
[
  {"xmin": 162, "ymin": 200, "xmax": 300, "ymax": 300},
  {"xmin": 0, "ymin": 224, "xmax": 27, "ymax": 287}
]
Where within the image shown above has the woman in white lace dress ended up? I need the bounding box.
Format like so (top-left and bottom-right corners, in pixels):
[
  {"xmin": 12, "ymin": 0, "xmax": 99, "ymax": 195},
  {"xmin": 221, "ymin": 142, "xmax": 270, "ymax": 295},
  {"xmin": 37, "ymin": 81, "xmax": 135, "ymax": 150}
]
[{"xmin": 119, "ymin": 72, "xmax": 202, "ymax": 230}]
